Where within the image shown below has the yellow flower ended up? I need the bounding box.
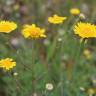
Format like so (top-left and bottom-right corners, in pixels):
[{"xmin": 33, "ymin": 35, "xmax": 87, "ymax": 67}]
[
  {"xmin": 48, "ymin": 14, "xmax": 67, "ymax": 24},
  {"xmin": 70, "ymin": 8, "xmax": 80, "ymax": 15},
  {"xmin": 0, "ymin": 58, "xmax": 16, "ymax": 71},
  {"xmin": 87, "ymin": 88, "xmax": 96, "ymax": 96},
  {"xmin": 74, "ymin": 22, "xmax": 96, "ymax": 38},
  {"xmin": 0, "ymin": 21, "xmax": 17, "ymax": 33},
  {"xmin": 22, "ymin": 24, "xmax": 46, "ymax": 39},
  {"xmin": 13, "ymin": 4, "xmax": 20, "ymax": 10}
]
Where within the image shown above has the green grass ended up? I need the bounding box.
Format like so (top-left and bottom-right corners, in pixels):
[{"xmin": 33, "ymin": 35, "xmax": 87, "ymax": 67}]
[{"xmin": 0, "ymin": 0, "xmax": 96, "ymax": 96}]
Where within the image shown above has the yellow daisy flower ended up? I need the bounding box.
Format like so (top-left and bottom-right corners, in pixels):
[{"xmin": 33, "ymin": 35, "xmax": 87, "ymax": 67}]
[
  {"xmin": 22, "ymin": 24, "xmax": 46, "ymax": 39},
  {"xmin": 0, "ymin": 21, "xmax": 17, "ymax": 33},
  {"xmin": 70, "ymin": 8, "xmax": 80, "ymax": 15},
  {"xmin": 74, "ymin": 22, "xmax": 96, "ymax": 38},
  {"xmin": 0, "ymin": 58, "xmax": 16, "ymax": 71},
  {"xmin": 48, "ymin": 14, "xmax": 67, "ymax": 24}
]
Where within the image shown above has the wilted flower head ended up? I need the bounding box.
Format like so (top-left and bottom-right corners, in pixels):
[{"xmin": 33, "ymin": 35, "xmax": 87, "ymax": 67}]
[
  {"xmin": 0, "ymin": 21, "xmax": 17, "ymax": 33},
  {"xmin": 74, "ymin": 22, "xmax": 96, "ymax": 38},
  {"xmin": 70, "ymin": 8, "xmax": 80, "ymax": 15},
  {"xmin": 22, "ymin": 24, "xmax": 46, "ymax": 39},
  {"xmin": 48, "ymin": 14, "xmax": 67, "ymax": 24},
  {"xmin": 45, "ymin": 83, "xmax": 53, "ymax": 91},
  {"xmin": 79, "ymin": 13, "xmax": 86, "ymax": 19},
  {"xmin": 0, "ymin": 58, "xmax": 16, "ymax": 71}
]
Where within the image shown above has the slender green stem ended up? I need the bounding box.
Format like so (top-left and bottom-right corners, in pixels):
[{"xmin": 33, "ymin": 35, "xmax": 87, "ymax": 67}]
[
  {"xmin": 73, "ymin": 39, "xmax": 85, "ymax": 76},
  {"xmin": 31, "ymin": 40, "xmax": 36, "ymax": 95},
  {"xmin": 76, "ymin": 40, "xmax": 85, "ymax": 63}
]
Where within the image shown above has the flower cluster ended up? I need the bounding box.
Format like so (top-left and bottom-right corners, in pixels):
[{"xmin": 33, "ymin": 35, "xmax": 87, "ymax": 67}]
[{"xmin": 0, "ymin": 8, "xmax": 96, "ymax": 72}]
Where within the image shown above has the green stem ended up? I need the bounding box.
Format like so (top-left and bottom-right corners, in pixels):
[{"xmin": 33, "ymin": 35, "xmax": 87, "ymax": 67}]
[
  {"xmin": 73, "ymin": 39, "xmax": 85, "ymax": 76},
  {"xmin": 31, "ymin": 40, "xmax": 36, "ymax": 95}
]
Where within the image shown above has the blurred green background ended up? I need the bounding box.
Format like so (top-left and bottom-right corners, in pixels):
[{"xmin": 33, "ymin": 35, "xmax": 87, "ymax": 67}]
[{"xmin": 0, "ymin": 0, "xmax": 96, "ymax": 96}]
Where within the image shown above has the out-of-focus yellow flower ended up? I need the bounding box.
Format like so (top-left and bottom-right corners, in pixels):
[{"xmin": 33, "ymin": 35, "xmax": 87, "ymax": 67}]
[
  {"xmin": 22, "ymin": 24, "xmax": 46, "ymax": 39},
  {"xmin": 48, "ymin": 14, "xmax": 67, "ymax": 24},
  {"xmin": 83, "ymin": 49, "xmax": 92, "ymax": 59},
  {"xmin": 87, "ymin": 88, "xmax": 96, "ymax": 96},
  {"xmin": 0, "ymin": 58, "xmax": 16, "ymax": 71},
  {"xmin": 92, "ymin": 79, "xmax": 96, "ymax": 85},
  {"xmin": 70, "ymin": 8, "xmax": 80, "ymax": 15},
  {"xmin": 0, "ymin": 21, "xmax": 17, "ymax": 33},
  {"xmin": 14, "ymin": 4, "xmax": 20, "ymax": 10},
  {"xmin": 74, "ymin": 22, "xmax": 96, "ymax": 38}
]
